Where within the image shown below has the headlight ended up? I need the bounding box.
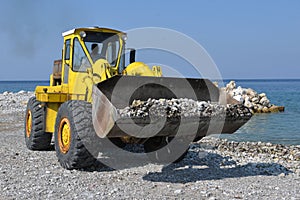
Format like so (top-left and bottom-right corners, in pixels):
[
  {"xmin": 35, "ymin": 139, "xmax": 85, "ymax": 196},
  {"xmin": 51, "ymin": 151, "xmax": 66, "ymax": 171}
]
[
  {"xmin": 122, "ymin": 34, "xmax": 127, "ymax": 41},
  {"xmin": 79, "ymin": 31, "xmax": 86, "ymax": 38}
]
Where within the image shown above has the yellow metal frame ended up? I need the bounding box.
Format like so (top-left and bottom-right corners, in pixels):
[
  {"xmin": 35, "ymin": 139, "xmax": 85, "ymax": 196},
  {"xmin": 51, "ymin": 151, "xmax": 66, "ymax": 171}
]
[{"xmin": 35, "ymin": 27, "xmax": 163, "ymax": 133}]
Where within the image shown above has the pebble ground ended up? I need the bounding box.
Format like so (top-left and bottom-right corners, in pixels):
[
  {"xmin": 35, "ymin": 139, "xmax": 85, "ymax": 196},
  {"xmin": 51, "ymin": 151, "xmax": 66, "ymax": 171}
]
[{"xmin": 0, "ymin": 92, "xmax": 299, "ymax": 199}]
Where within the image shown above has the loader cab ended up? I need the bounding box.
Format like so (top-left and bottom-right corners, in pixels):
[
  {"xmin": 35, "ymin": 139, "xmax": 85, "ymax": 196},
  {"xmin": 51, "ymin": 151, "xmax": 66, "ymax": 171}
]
[
  {"xmin": 53, "ymin": 27, "xmax": 127, "ymax": 100},
  {"xmin": 62, "ymin": 27, "xmax": 126, "ymax": 76}
]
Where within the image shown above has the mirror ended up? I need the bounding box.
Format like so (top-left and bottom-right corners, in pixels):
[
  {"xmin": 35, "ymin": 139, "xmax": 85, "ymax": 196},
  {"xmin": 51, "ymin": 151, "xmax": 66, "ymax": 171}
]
[{"xmin": 129, "ymin": 48, "xmax": 136, "ymax": 64}]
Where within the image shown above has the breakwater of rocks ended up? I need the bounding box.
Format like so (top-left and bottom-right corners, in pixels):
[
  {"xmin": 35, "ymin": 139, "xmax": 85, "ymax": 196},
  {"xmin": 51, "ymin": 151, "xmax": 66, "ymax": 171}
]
[{"xmin": 223, "ymin": 81, "xmax": 285, "ymax": 113}]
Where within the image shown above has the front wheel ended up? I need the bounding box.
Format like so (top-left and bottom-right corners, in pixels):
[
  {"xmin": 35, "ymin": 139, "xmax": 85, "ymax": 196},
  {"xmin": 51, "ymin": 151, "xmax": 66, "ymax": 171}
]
[{"xmin": 54, "ymin": 100, "xmax": 99, "ymax": 169}]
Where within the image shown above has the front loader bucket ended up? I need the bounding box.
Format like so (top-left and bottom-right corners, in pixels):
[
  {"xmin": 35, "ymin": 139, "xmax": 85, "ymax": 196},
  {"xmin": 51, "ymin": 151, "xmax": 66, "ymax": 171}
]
[
  {"xmin": 95, "ymin": 75, "xmax": 220, "ymax": 108},
  {"xmin": 92, "ymin": 75, "xmax": 251, "ymax": 139}
]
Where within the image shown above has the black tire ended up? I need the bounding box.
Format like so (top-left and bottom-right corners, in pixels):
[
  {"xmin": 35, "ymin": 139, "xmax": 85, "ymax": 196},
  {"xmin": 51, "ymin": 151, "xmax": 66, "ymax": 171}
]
[
  {"xmin": 144, "ymin": 137, "xmax": 189, "ymax": 164},
  {"xmin": 54, "ymin": 100, "xmax": 99, "ymax": 170},
  {"xmin": 25, "ymin": 97, "xmax": 52, "ymax": 150}
]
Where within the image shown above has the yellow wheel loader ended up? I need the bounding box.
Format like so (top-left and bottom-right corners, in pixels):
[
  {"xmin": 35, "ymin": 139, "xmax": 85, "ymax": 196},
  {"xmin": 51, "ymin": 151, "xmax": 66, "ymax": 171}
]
[{"xmin": 24, "ymin": 27, "xmax": 251, "ymax": 169}]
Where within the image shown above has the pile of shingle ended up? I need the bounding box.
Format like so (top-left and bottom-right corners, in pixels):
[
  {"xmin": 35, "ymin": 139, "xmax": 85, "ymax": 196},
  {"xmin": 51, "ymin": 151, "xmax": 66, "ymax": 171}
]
[{"xmin": 118, "ymin": 98, "xmax": 252, "ymax": 119}]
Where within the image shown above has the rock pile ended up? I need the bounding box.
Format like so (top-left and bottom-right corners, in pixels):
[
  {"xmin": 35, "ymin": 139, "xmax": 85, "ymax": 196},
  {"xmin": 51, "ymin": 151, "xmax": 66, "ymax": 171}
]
[
  {"xmin": 216, "ymin": 139, "xmax": 300, "ymax": 162},
  {"xmin": 198, "ymin": 137, "xmax": 300, "ymax": 175},
  {"xmin": 224, "ymin": 81, "xmax": 284, "ymax": 113},
  {"xmin": 118, "ymin": 98, "xmax": 252, "ymax": 119}
]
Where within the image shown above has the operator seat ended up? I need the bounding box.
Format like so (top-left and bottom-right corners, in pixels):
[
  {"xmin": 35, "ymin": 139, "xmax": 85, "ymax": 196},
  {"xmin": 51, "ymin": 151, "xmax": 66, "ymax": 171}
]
[{"xmin": 52, "ymin": 60, "xmax": 62, "ymax": 85}]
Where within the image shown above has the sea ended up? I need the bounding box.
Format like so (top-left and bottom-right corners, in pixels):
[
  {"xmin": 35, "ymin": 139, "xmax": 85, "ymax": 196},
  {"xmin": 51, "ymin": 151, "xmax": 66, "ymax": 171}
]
[{"xmin": 0, "ymin": 79, "xmax": 299, "ymax": 145}]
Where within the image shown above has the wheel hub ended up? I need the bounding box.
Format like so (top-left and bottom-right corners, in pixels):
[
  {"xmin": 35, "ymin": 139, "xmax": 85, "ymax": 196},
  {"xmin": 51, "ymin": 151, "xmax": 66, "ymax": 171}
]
[
  {"xmin": 26, "ymin": 110, "xmax": 32, "ymax": 138},
  {"xmin": 58, "ymin": 118, "xmax": 71, "ymax": 154}
]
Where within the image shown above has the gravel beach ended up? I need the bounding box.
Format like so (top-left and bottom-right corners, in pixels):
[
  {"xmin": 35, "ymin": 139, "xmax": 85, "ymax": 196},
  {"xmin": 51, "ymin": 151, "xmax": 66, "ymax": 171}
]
[{"xmin": 0, "ymin": 92, "xmax": 299, "ymax": 199}]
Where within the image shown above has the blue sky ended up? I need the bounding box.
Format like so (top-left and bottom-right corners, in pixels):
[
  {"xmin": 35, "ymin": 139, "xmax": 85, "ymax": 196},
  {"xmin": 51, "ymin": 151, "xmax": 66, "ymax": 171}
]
[{"xmin": 0, "ymin": 0, "xmax": 299, "ymax": 80}]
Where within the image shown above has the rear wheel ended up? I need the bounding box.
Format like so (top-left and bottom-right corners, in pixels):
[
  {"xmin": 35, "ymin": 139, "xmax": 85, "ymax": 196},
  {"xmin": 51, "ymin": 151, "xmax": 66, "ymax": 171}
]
[
  {"xmin": 54, "ymin": 100, "xmax": 99, "ymax": 170},
  {"xmin": 24, "ymin": 97, "xmax": 52, "ymax": 150},
  {"xmin": 144, "ymin": 137, "xmax": 189, "ymax": 164}
]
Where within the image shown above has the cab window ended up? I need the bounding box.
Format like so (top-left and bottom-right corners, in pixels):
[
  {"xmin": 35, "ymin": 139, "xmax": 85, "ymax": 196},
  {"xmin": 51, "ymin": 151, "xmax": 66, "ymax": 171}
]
[
  {"xmin": 106, "ymin": 40, "xmax": 119, "ymax": 66},
  {"xmin": 73, "ymin": 38, "xmax": 91, "ymax": 72},
  {"xmin": 82, "ymin": 32, "xmax": 120, "ymax": 66},
  {"xmin": 64, "ymin": 39, "xmax": 71, "ymax": 60}
]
